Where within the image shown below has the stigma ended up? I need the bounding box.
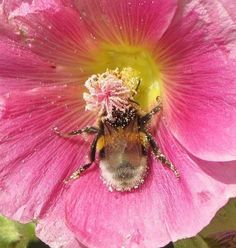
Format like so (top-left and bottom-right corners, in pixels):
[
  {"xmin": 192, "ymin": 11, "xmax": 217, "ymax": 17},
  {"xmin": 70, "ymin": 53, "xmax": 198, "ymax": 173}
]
[{"xmin": 83, "ymin": 68, "xmax": 140, "ymax": 118}]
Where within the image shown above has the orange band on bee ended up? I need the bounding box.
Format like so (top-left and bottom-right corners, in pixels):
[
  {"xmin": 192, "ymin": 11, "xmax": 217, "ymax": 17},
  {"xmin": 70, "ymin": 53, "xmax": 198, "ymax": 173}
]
[
  {"xmin": 96, "ymin": 135, "xmax": 105, "ymax": 151},
  {"xmin": 104, "ymin": 129, "xmax": 147, "ymax": 146}
]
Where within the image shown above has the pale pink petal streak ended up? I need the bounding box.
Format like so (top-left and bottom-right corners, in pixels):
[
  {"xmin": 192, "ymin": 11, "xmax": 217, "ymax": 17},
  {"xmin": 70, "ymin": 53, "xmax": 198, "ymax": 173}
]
[{"xmin": 36, "ymin": 195, "xmax": 85, "ymax": 248}]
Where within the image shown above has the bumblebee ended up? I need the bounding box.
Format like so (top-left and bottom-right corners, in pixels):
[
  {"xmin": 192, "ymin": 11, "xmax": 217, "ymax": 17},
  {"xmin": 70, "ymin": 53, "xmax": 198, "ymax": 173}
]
[{"xmin": 55, "ymin": 97, "xmax": 179, "ymax": 192}]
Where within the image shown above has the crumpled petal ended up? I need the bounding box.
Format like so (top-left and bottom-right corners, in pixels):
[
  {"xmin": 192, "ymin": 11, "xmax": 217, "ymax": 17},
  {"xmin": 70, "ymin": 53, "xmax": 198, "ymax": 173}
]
[
  {"xmin": 65, "ymin": 121, "xmax": 236, "ymax": 248},
  {"xmin": 1, "ymin": 0, "xmax": 60, "ymax": 17},
  {"xmin": 0, "ymin": 0, "xmax": 64, "ymax": 40},
  {"xmin": 36, "ymin": 195, "xmax": 84, "ymax": 248},
  {"xmin": 0, "ymin": 85, "xmax": 95, "ymax": 222},
  {"xmin": 179, "ymin": 0, "xmax": 236, "ymax": 59},
  {"xmin": 154, "ymin": 1, "xmax": 236, "ymax": 161},
  {"xmin": 219, "ymin": 0, "xmax": 236, "ymax": 22}
]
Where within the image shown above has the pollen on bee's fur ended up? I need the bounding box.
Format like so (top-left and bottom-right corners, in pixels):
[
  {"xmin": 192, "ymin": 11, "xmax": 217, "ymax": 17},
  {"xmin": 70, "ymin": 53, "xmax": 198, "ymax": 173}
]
[
  {"xmin": 99, "ymin": 159, "xmax": 148, "ymax": 192},
  {"xmin": 83, "ymin": 67, "xmax": 140, "ymax": 118}
]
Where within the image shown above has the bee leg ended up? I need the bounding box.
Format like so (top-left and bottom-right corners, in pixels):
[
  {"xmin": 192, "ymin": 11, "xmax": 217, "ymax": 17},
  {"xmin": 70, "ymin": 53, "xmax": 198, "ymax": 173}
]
[
  {"xmin": 131, "ymin": 79, "xmax": 141, "ymax": 97},
  {"xmin": 145, "ymin": 131, "xmax": 180, "ymax": 178},
  {"xmin": 128, "ymin": 99, "xmax": 140, "ymax": 106},
  {"xmin": 63, "ymin": 133, "xmax": 100, "ymax": 183},
  {"xmin": 63, "ymin": 163, "xmax": 93, "ymax": 183},
  {"xmin": 53, "ymin": 126, "xmax": 98, "ymax": 138},
  {"xmin": 140, "ymin": 96, "xmax": 162, "ymax": 125}
]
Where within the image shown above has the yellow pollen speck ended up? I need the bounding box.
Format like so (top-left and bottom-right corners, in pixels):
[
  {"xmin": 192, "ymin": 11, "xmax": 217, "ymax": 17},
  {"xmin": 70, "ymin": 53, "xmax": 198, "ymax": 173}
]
[
  {"xmin": 96, "ymin": 135, "xmax": 105, "ymax": 151},
  {"xmin": 139, "ymin": 132, "xmax": 148, "ymax": 147},
  {"xmin": 120, "ymin": 67, "xmax": 140, "ymax": 94}
]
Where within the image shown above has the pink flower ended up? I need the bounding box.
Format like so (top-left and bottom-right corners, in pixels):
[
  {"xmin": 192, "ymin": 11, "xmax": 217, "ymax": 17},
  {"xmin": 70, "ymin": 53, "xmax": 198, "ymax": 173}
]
[{"xmin": 0, "ymin": 0, "xmax": 236, "ymax": 247}]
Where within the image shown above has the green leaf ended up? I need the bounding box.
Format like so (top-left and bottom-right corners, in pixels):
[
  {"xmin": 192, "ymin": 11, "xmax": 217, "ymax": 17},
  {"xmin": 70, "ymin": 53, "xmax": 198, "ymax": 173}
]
[
  {"xmin": 175, "ymin": 235, "xmax": 209, "ymax": 248},
  {"xmin": 204, "ymin": 231, "xmax": 236, "ymax": 248},
  {"xmin": 0, "ymin": 216, "xmax": 37, "ymax": 248},
  {"xmin": 201, "ymin": 198, "xmax": 236, "ymax": 237},
  {"xmin": 173, "ymin": 198, "xmax": 236, "ymax": 248},
  {"xmin": 200, "ymin": 198, "xmax": 236, "ymax": 247}
]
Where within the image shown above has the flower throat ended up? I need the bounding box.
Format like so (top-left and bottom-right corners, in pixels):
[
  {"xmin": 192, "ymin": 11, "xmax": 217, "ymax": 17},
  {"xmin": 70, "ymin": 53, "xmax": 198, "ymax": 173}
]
[{"xmin": 54, "ymin": 68, "xmax": 179, "ymax": 191}]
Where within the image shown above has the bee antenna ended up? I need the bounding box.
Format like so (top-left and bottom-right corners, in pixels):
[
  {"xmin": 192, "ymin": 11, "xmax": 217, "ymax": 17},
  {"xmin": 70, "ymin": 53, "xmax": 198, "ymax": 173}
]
[
  {"xmin": 128, "ymin": 98, "xmax": 140, "ymax": 106},
  {"xmin": 132, "ymin": 79, "xmax": 141, "ymax": 97}
]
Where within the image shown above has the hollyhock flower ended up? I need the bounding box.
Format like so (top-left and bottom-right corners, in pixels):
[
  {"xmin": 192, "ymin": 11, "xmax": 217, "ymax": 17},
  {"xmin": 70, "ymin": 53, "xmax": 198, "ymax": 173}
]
[{"xmin": 0, "ymin": 0, "xmax": 236, "ymax": 247}]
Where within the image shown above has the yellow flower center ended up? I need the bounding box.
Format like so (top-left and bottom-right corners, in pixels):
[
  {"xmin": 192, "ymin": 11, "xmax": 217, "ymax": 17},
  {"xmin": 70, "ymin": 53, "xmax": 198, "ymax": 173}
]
[{"xmin": 87, "ymin": 44, "xmax": 162, "ymax": 111}]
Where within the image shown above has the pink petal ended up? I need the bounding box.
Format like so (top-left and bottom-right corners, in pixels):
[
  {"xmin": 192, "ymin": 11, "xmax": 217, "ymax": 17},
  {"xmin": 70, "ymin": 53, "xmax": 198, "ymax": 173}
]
[
  {"xmin": 7, "ymin": 5, "xmax": 98, "ymax": 80},
  {"xmin": 36, "ymin": 195, "xmax": 84, "ymax": 248},
  {"xmin": 1, "ymin": 0, "xmax": 177, "ymax": 82},
  {"xmin": 0, "ymin": 0, "xmax": 64, "ymax": 40},
  {"xmin": 0, "ymin": 85, "xmax": 95, "ymax": 222},
  {"xmin": 1, "ymin": 1, "xmax": 97, "ymax": 82},
  {"xmin": 0, "ymin": 37, "xmax": 61, "ymax": 80},
  {"xmin": 0, "ymin": 36, "xmax": 85, "ymax": 82},
  {"xmin": 73, "ymin": 0, "xmax": 177, "ymax": 45},
  {"xmin": 219, "ymin": 0, "xmax": 236, "ymax": 22},
  {"xmin": 0, "ymin": 5, "xmax": 19, "ymax": 40},
  {"xmin": 0, "ymin": 78, "xmax": 44, "ymax": 94},
  {"xmin": 65, "ymin": 121, "xmax": 236, "ymax": 248},
  {"xmin": 179, "ymin": 0, "xmax": 236, "ymax": 59},
  {"xmin": 154, "ymin": 3, "xmax": 236, "ymax": 161}
]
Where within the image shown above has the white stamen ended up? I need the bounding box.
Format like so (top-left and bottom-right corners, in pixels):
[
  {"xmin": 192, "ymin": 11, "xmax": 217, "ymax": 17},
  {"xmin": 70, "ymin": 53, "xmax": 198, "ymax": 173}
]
[{"xmin": 83, "ymin": 69, "xmax": 133, "ymax": 117}]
